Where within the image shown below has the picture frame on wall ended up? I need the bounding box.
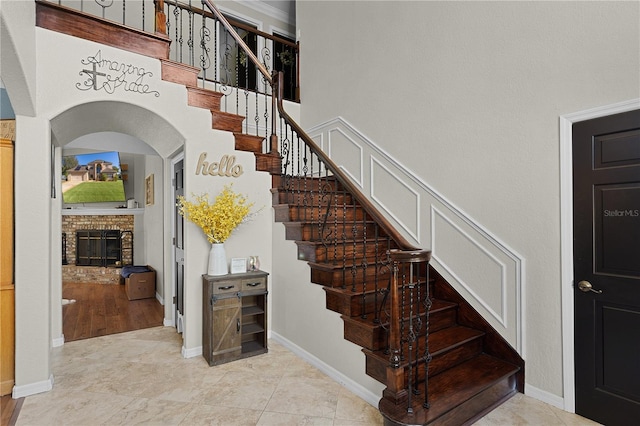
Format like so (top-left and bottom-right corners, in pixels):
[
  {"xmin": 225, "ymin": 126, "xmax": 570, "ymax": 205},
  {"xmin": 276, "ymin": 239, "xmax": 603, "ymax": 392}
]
[{"xmin": 145, "ymin": 174, "xmax": 154, "ymax": 206}]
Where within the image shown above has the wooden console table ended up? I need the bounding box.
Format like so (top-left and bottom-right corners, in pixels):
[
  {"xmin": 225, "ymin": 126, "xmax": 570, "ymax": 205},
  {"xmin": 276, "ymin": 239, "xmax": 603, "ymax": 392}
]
[{"xmin": 202, "ymin": 270, "xmax": 268, "ymax": 366}]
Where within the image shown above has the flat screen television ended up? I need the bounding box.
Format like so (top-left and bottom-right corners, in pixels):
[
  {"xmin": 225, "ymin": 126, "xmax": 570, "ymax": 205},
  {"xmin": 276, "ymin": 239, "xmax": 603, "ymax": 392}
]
[{"xmin": 62, "ymin": 151, "xmax": 126, "ymax": 204}]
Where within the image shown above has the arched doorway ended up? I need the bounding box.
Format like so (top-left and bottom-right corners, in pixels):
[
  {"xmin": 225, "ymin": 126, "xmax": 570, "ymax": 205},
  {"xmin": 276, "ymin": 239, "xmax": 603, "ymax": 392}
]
[{"xmin": 49, "ymin": 101, "xmax": 185, "ymax": 345}]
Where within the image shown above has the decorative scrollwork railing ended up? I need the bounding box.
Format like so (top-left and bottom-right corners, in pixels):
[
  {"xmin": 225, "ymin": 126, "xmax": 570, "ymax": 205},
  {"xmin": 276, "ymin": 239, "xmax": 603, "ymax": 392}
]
[{"xmin": 201, "ymin": 1, "xmax": 432, "ymax": 412}]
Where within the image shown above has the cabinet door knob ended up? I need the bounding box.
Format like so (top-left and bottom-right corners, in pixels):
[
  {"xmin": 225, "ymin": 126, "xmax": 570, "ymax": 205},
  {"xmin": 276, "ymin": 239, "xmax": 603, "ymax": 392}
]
[{"xmin": 237, "ymin": 318, "xmax": 241, "ymax": 333}]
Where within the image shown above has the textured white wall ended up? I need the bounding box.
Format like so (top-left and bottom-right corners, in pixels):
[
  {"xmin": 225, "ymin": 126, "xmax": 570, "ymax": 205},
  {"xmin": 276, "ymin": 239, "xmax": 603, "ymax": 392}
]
[
  {"xmin": 295, "ymin": 0, "xmax": 640, "ymax": 400},
  {"xmin": 9, "ymin": 20, "xmax": 275, "ymax": 393}
]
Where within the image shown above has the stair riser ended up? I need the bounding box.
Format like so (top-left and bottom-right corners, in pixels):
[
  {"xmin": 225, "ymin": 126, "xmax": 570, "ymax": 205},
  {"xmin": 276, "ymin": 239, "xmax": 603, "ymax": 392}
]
[
  {"xmin": 256, "ymin": 153, "xmax": 282, "ymax": 174},
  {"xmin": 365, "ymin": 336, "xmax": 484, "ymax": 385},
  {"xmin": 187, "ymin": 87, "xmax": 222, "ymax": 110},
  {"xmin": 273, "ymin": 190, "xmax": 352, "ymax": 206},
  {"xmin": 211, "ymin": 111, "xmax": 244, "ymax": 132},
  {"xmin": 296, "ymin": 241, "xmax": 385, "ymax": 263},
  {"xmin": 325, "ymin": 288, "xmax": 380, "ymax": 317},
  {"xmin": 274, "ymin": 205, "xmax": 366, "ymax": 223},
  {"xmin": 160, "ymin": 60, "xmax": 199, "ymax": 86},
  {"xmin": 234, "ymin": 134, "xmax": 264, "ymax": 153},
  {"xmin": 311, "ymin": 265, "xmax": 392, "ymax": 288},
  {"xmin": 343, "ymin": 319, "xmax": 387, "ymax": 351},
  {"xmin": 284, "ymin": 222, "xmax": 383, "ymax": 243},
  {"xmin": 344, "ymin": 306, "xmax": 458, "ymax": 351},
  {"xmin": 273, "ymin": 175, "xmax": 344, "ymax": 192}
]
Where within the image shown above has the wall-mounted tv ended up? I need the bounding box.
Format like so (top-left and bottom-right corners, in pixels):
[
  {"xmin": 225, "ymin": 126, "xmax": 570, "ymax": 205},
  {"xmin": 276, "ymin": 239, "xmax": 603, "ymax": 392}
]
[{"xmin": 62, "ymin": 151, "xmax": 126, "ymax": 204}]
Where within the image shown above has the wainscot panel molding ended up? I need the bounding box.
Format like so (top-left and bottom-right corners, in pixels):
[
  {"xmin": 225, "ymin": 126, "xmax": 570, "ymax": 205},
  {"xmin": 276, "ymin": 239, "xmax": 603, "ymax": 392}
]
[{"xmin": 307, "ymin": 116, "xmax": 525, "ymax": 355}]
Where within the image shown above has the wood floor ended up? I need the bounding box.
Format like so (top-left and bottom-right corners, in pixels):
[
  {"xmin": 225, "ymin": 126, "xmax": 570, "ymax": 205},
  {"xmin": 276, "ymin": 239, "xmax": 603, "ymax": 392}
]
[
  {"xmin": 62, "ymin": 281, "xmax": 164, "ymax": 342},
  {"xmin": 0, "ymin": 395, "xmax": 22, "ymax": 426}
]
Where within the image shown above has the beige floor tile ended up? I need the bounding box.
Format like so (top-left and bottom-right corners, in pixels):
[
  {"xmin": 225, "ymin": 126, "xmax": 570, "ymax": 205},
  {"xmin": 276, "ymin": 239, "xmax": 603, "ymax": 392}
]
[
  {"xmin": 16, "ymin": 390, "xmax": 133, "ymax": 426},
  {"xmin": 199, "ymin": 370, "xmax": 281, "ymax": 410},
  {"xmin": 104, "ymin": 397, "xmax": 194, "ymax": 425},
  {"xmin": 257, "ymin": 411, "xmax": 334, "ymax": 425},
  {"xmin": 474, "ymin": 393, "xmax": 600, "ymax": 425},
  {"xmin": 180, "ymin": 404, "xmax": 263, "ymax": 426},
  {"xmin": 15, "ymin": 327, "xmax": 602, "ymax": 426},
  {"xmin": 334, "ymin": 387, "xmax": 384, "ymax": 425},
  {"xmin": 264, "ymin": 375, "xmax": 342, "ymax": 418}
]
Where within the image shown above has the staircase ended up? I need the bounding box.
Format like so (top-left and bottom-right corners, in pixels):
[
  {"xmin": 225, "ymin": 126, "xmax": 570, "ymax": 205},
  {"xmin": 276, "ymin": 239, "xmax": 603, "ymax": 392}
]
[{"xmin": 36, "ymin": 1, "xmax": 524, "ymax": 424}]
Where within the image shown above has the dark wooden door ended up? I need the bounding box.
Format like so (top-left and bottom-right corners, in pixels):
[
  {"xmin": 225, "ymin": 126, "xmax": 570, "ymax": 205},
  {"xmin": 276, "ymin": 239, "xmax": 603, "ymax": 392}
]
[{"xmin": 573, "ymin": 109, "xmax": 640, "ymax": 425}]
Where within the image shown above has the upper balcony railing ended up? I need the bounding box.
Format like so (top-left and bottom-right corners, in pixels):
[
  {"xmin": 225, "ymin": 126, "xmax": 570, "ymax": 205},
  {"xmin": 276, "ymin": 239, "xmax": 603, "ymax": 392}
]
[{"xmin": 45, "ymin": 0, "xmax": 299, "ymax": 102}]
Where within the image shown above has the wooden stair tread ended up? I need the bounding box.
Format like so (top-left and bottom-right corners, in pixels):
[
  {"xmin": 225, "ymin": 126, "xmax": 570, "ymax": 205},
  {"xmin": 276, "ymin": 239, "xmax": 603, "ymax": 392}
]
[
  {"xmin": 366, "ymin": 325, "xmax": 484, "ymax": 363},
  {"xmin": 379, "ymin": 354, "xmax": 520, "ymax": 425},
  {"xmin": 342, "ymin": 299, "xmax": 456, "ymax": 330}
]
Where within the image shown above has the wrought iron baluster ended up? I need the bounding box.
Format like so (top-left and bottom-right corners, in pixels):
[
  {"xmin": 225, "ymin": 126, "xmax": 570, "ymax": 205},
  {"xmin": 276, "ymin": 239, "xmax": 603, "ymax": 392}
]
[
  {"xmin": 351, "ymin": 199, "xmax": 357, "ymax": 293},
  {"xmin": 187, "ymin": 3, "xmax": 194, "ymax": 66},
  {"xmin": 406, "ymin": 269, "xmax": 416, "ymax": 414},
  {"xmin": 423, "ymin": 265, "xmax": 432, "ymax": 409},
  {"xmin": 374, "ymin": 224, "xmax": 380, "ymax": 324},
  {"xmin": 302, "ymin": 142, "xmax": 309, "ymax": 222},
  {"xmin": 360, "ymin": 211, "xmax": 368, "ymax": 319},
  {"xmin": 199, "ymin": 8, "xmax": 211, "ymax": 85}
]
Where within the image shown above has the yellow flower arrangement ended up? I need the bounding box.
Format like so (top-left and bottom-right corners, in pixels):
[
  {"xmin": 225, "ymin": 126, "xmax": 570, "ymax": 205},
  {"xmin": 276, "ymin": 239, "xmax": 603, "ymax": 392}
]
[{"xmin": 177, "ymin": 185, "xmax": 254, "ymax": 244}]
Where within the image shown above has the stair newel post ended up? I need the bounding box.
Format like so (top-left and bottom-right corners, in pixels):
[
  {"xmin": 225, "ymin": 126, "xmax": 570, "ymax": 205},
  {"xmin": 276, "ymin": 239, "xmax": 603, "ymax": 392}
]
[
  {"xmin": 383, "ymin": 249, "xmax": 407, "ymax": 404},
  {"xmin": 383, "ymin": 249, "xmax": 432, "ymax": 408},
  {"xmin": 269, "ymin": 71, "xmax": 283, "ymax": 155},
  {"xmin": 154, "ymin": 1, "xmax": 167, "ymax": 35}
]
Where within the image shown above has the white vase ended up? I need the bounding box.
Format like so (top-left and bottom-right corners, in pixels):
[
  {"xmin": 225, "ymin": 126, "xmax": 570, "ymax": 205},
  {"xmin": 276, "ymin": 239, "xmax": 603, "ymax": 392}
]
[{"xmin": 208, "ymin": 243, "xmax": 227, "ymax": 276}]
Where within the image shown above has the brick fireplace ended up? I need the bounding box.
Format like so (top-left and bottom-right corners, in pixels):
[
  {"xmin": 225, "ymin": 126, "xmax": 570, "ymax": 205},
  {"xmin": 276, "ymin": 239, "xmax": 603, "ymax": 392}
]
[{"xmin": 62, "ymin": 214, "xmax": 134, "ymax": 284}]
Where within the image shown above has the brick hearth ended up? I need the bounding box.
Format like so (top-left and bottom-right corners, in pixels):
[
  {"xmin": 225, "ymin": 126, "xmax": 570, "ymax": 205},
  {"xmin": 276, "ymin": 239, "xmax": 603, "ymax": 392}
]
[
  {"xmin": 62, "ymin": 214, "xmax": 134, "ymax": 284},
  {"xmin": 62, "ymin": 265, "xmax": 122, "ymax": 285}
]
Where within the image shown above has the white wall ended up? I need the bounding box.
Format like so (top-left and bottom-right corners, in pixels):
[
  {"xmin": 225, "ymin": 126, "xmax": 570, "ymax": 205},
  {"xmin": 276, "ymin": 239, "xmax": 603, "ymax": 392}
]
[
  {"xmin": 294, "ymin": 0, "xmax": 639, "ymax": 401},
  {"xmin": 5, "ymin": 15, "xmax": 275, "ymax": 395},
  {"xmin": 0, "ymin": 0, "xmax": 36, "ymax": 116}
]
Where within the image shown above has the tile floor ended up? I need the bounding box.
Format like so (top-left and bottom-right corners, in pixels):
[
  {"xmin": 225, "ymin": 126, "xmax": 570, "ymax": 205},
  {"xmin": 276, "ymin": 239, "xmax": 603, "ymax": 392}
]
[{"xmin": 16, "ymin": 327, "xmax": 599, "ymax": 425}]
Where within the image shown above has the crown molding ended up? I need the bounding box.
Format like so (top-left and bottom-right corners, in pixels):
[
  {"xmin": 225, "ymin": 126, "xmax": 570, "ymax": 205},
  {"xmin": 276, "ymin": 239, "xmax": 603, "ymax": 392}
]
[{"xmin": 232, "ymin": 0, "xmax": 292, "ymax": 26}]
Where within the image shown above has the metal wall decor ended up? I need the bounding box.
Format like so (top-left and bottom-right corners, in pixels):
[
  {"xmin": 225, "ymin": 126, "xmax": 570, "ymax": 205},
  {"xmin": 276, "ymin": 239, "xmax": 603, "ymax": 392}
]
[{"xmin": 76, "ymin": 50, "xmax": 160, "ymax": 97}]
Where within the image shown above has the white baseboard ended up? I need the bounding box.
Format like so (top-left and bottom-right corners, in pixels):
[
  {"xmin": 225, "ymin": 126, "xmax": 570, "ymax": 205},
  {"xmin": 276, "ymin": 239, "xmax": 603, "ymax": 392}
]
[
  {"xmin": 182, "ymin": 345, "xmax": 202, "ymax": 359},
  {"xmin": 13, "ymin": 374, "xmax": 54, "ymax": 398},
  {"xmin": 524, "ymin": 383, "xmax": 565, "ymax": 411},
  {"xmin": 163, "ymin": 318, "xmax": 174, "ymax": 327},
  {"xmin": 156, "ymin": 292, "xmax": 164, "ymax": 305},
  {"xmin": 52, "ymin": 335, "xmax": 65, "ymax": 347},
  {"xmin": 270, "ymin": 331, "xmax": 380, "ymax": 408}
]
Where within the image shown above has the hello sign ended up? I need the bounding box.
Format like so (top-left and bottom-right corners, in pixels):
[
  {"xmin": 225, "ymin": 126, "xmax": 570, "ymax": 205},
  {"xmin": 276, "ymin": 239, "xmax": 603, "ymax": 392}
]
[{"xmin": 195, "ymin": 152, "xmax": 244, "ymax": 177}]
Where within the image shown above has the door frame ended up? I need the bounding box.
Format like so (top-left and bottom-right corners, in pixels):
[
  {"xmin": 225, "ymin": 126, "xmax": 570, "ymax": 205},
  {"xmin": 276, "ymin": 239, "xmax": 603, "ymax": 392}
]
[
  {"xmin": 560, "ymin": 98, "xmax": 640, "ymax": 413},
  {"xmin": 170, "ymin": 151, "xmax": 184, "ymax": 330}
]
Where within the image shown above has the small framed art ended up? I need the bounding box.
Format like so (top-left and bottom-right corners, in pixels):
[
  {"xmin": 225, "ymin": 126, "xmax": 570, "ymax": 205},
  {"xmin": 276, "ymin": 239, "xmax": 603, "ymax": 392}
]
[{"xmin": 230, "ymin": 257, "xmax": 247, "ymax": 274}]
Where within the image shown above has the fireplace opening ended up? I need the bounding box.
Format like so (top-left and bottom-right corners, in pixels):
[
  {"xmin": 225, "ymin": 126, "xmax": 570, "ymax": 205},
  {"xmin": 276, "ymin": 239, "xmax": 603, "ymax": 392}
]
[{"xmin": 76, "ymin": 230, "xmax": 121, "ymax": 267}]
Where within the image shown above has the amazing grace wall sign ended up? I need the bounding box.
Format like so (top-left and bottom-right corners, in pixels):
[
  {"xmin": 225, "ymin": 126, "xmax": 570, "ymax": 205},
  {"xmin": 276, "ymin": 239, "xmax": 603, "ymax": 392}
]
[{"xmin": 76, "ymin": 50, "xmax": 160, "ymax": 97}]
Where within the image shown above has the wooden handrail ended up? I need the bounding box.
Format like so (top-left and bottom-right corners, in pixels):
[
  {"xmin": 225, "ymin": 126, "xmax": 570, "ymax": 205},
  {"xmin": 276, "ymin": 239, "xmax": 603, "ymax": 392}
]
[
  {"xmin": 273, "ymin": 72, "xmax": 420, "ymax": 251},
  {"xmin": 199, "ymin": 0, "xmax": 417, "ymax": 249}
]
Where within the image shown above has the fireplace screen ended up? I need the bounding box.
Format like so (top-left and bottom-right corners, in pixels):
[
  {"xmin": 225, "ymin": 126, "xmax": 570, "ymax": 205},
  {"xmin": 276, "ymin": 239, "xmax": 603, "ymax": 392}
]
[{"xmin": 76, "ymin": 230, "xmax": 121, "ymax": 267}]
